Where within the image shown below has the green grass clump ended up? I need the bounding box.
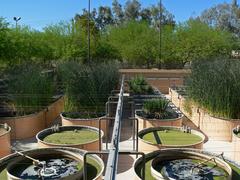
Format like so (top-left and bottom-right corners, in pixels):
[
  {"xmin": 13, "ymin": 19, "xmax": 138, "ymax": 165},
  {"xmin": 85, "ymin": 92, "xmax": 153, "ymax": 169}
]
[
  {"xmin": 141, "ymin": 130, "xmax": 202, "ymax": 145},
  {"xmin": 43, "ymin": 130, "xmax": 99, "ymax": 144},
  {"xmin": 129, "ymin": 76, "xmax": 153, "ymax": 95},
  {"xmin": 187, "ymin": 59, "xmax": 240, "ymax": 119},
  {"xmin": 7, "ymin": 64, "xmax": 55, "ymax": 116},
  {"xmin": 143, "ymin": 98, "xmax": 170, "ymax": 119},
  {"xmin": 57, "ymin": 62, "xmax": 119, "ymax": 114}
]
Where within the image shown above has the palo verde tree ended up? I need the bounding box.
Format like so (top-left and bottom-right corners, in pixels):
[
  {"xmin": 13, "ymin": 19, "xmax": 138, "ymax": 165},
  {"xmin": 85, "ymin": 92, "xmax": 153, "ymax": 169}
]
[
  {"xmin": 174, "ymin": 19, "xmax": 233, "ymax": 64},
  {"xmin": 108, "ymin": 21, "xmax": 158, "ymax": 67}
]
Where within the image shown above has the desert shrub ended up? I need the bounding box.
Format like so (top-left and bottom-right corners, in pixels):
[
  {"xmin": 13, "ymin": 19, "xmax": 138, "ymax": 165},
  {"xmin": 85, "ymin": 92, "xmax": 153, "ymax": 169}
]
[
  {"xmin": 129, "ymin": 76, "xmax": 153, "ymax": 95},
  {"xmin": 143, "ymin": 98, "xmax": 170, "ymax": 119},
  {"xmin": 187, "ymin": 59, "xmax": 240, "ymax": 119}
]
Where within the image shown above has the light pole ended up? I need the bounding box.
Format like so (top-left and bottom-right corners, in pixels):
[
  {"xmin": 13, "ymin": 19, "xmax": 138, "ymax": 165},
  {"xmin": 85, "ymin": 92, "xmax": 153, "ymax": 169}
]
[
  {"xmin": 159, "ymin": 0, "xmax": 162, "ymax": 69},
  {"xmin": 13, "ymin": 17, "xmax": 21, "ymax": 29},
  {"xmin": 88, "ymin": 0, "xmax": 91, "ymax": 64}
]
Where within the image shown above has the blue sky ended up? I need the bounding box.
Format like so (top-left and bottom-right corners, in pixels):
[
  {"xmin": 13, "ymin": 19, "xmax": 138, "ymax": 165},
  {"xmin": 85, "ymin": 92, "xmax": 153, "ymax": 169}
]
[{"xmin": 0, "ymin": 0, "xmax": 234, "ymax": 30}]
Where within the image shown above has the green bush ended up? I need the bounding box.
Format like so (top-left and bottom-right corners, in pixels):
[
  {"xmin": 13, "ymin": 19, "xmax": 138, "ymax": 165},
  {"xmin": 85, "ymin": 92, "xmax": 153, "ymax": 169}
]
[
  {"xmin": 129, "ymin": 76, "xmax": 153, "ymax": 95},
  {"xmin": 187, "ymin": 59, "xmax": 240, "ymax": 119},
  {"xmin": 58, "ymin": 62, "xmax": 119, "ymax": 116},
  {"xmin": 143, "ymin": 98, "xmax": 170, "ymax": 119},
  {"xmin": 7, "ymin": 64, "xmax": 55, "ymax": 116}
]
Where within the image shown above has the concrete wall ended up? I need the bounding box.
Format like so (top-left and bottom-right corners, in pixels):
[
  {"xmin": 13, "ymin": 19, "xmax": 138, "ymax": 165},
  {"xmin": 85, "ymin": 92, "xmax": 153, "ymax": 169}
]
[
  {"xmin": 45, "ymin": 96, "xmax": 64, "ymax": 127},
  {"xmin": 136, "ymin": 114, "xmax": 183, "ymax": 131},
  {"xmin": 120, "ymin": 69, "xmax": 190, "ymax": 94},
  {"xmin": 232, "ymin": 130, "xmax": 240, "ymax": 162},
  {"xmin": 61, "ymin": 115, "xmax": 109, "ymax": 135},
  {"xmin": 0, "ymin": 124, "xmax": 11, "ymax": 158}
]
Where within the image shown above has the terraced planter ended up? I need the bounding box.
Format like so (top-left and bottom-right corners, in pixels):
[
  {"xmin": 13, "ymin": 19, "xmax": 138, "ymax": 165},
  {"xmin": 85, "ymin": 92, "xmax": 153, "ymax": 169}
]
[
  {"xmin": 37, "ymin": 125, "xmax": 103, "ymax": 151},
  {"xmin": 61, "ymin": 113, "xmax": 108, "ymax": 135},
  {"xmin": 136, "ymin": 110, "xmax": 183, "ymax": 131},
  {"xmin": 232, "ymin": 127, "xmax": 240, "ymax": 162},
  {"xmin": 0, "ymin": 124, "xmax": 11, "ymax": 158},
  {"xmin": 134, "ymin": 149, "xmax": 234, "ymax": 180},
  {"xmin": 138, "ymin": 126, "xmax": 205, "ymax": 153},
  {"xmin": 0, "ymin": 96, "xmax": 64, "ymax": 140},
  {"xmin": 0, "ymin": 147, "xmax": 104, "ymax": 180}
]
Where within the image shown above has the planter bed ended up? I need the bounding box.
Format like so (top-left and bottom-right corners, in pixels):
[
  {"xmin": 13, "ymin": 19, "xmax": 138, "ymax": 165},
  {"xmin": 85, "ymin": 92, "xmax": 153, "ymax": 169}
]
[
  {"xmin": 169, "ymin": 87, "xmax": 187, "ymax": 110},
  {"xmin": 188, "ymin": 107, "xmax": 240, "ymax": 142},
  {"xmin": 136, "ymin": 110, "xmax": 183, "ymax": 131},
  {"xmin": 0, "ymin": 124, "xmax": 11, "ymax": 158},
  {"xmin": 169, "ymin": 87, "xmax": 240, "ymax": 142},
  {"xmin": 61, "ymin": 112, "xmax": 108, "ymax": 135},
  {"xmin": 0, "ymin": 147, "xmax": 104, "ymax": 180},
  {"xmin": 138, "ymin": 126, "xmax": 205, "ymax": 153},
  {"xmin": 232, "ymin": 127, "xmax": 240, "ymax": 162},
  {"xmin": 0, "ymin": 96, "xmax": 64, "ymax": 140},
  {"xmin": 37, "ymin": 125, "xmax": 103, "ymax": 151},
  {"xmin": 134, "ymin": 149, "xmax": 237, "ymax": 180},
  {"xmin": 120, "ymin": 69, "xmax": 190, "ymax": 94}
]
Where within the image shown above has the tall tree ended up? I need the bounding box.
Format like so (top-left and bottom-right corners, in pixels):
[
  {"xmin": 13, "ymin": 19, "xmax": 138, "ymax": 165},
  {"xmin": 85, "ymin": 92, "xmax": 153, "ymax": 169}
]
[
  {"xmin": 108, "ymin": 21, "xmax": 158, "ymax": 67},
  {"xmin": 150, "ymin": 3, "xmax": 175, "ymax": 29},
  {"xmin": 112, "ymin": 0, "xmax": 124, "ymax": 24},
  {"xmin": 124, "ymin": 0, "xmax": 141, "ymax": 21},
  {"xmin": 174, "ymin": 19, "xmax": 233, "ymax": 63},
  {"xmin": 200, "ymin": 2, "xmax": 240, "ymax": 36},
  {"xmin": 140, "ymin": 8, "xmax": 152, "ymax": 23},
  {"xmin": 95, "ymin": 6, "xmax": 114, "ymax": 30}
]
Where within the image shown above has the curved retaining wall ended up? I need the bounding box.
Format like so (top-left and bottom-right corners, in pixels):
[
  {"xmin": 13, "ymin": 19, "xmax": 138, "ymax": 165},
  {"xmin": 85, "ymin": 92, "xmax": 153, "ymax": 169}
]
[
  {"xmin": 136, "ymin": 114, "xmax": 183, "ymax": 131},
  {"xmin": 61, "ymin": 114, "xmax": 108, "ymax": 135},
  {"xmin": 0, "ymin": 124, "xmax": 11, "ymax": 158},
  {"xmin": 0, "ymin": 96, "xmax": 64, "ymax": 140},
  {"xmin": 0, "ymin": 111, "xmax": 45, "ymax": 140},
  {"xmin": 138, "ymin": 126, "xmax": 205, "ymax": 153},
  {"xmin": 37, "ymin": 125, "xmax": 103, "ymax": 151},
  {"xmin": 232, "ymin": 128, "xmax": 240, "ymax": 162},
  {"xmin": 45, "ymin": 96, "xmax": 64, "ymax": 126},
  {"xmin": 169, "ymin": 88, "xmax": 240, "ymax": 142}
]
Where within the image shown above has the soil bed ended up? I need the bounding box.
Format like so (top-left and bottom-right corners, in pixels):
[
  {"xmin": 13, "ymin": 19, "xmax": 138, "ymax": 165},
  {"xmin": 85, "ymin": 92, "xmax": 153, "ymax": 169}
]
[
  {"xmin": 62, "ymin": 112, "xmax": 104, "ymax": 119},
  {"xmin": 136, "ymin": 109, "xmax": 178, "ymax": 120}
]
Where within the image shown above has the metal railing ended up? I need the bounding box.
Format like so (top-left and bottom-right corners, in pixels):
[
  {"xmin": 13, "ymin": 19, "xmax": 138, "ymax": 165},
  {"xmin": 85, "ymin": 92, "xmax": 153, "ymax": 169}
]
[{"xmin": 104, "ymin": 75, "xmax": 125, "ymax": 180}]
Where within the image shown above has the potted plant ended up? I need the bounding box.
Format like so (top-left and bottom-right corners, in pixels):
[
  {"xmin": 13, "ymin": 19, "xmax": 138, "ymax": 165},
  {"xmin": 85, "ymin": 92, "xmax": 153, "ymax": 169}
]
[
  {"xmin": 136, "ymin": 98, "xmax": 183, "ymax": 130},
  {"xmin": 59, "ymin": 62, "xmax": 119, "ymax": 134}
]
